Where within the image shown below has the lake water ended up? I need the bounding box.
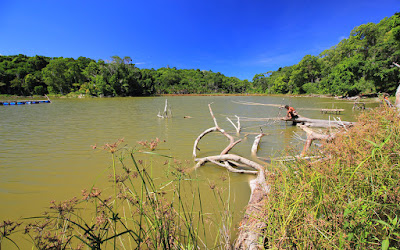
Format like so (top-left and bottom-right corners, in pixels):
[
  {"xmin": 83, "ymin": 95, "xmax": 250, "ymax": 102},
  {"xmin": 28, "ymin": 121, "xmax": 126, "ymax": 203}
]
[{"xmin": 0, "ymin": 95, "xmax": 372, "ymax": 245}]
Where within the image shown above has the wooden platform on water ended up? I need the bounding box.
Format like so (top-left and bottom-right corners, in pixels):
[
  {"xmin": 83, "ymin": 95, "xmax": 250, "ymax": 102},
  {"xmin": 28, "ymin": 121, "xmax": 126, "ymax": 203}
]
[{"xmin": 320, "ymin": 108, "xmax": 344, "ymax": 114}]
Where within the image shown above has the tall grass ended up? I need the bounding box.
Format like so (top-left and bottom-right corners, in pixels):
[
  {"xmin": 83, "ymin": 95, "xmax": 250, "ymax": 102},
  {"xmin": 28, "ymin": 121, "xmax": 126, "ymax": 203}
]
[
  {"xmin": 1, "ymin": 140, "xmax": 235, "ymax": 249},
  {"xmin": 263, "ymin": 106, "xmax": 400, "ymax": 249}
]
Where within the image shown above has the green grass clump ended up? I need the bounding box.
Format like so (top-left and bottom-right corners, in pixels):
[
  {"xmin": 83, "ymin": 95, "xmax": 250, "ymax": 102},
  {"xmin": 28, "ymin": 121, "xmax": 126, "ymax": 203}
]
[{"xmin": 264, "ymin": 106, "xmax": 400, "ymax": 249}]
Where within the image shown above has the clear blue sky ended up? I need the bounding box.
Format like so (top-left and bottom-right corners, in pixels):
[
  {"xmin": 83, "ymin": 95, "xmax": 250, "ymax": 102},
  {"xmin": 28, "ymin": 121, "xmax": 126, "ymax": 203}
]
[{"xmin": 0, "ymin": 0, "xmax": 399, "ymax": 80}]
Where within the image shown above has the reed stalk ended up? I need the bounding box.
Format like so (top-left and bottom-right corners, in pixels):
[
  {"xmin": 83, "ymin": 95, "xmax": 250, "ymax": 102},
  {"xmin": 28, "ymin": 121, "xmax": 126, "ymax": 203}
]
[{"xmin": 2, "ymin": 141, "xmax": 234, "ymax": 249}]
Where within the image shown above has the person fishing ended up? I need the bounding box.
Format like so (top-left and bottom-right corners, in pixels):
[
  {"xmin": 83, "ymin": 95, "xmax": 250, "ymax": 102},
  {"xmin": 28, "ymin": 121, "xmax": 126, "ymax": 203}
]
[
  {"xmin": 384, "ymin": 94, "xmax": 394, "ymax": 107},
  {"xmin": 284, "ymin": 105, "xmax": 298, "ymax": 119}
]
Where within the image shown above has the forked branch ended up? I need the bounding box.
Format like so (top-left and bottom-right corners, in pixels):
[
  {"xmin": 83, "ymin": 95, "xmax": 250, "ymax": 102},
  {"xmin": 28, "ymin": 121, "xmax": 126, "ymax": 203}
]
[
  {"xmin": 227, "ymin": 115, "xmax": 241, "ymax": 134},
  {"xmin": 193, "ymin": 103, "xmax": 241, "ymax": 158},
  {"xmin": 299, "ymin": 125, "xmax": 335, "ymax": 156}
]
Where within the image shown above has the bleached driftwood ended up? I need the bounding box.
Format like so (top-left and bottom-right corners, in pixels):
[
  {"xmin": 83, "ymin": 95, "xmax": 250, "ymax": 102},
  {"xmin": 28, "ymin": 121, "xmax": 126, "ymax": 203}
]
[
  {"xmin": 234, "ymin": 167, "xmax": 269, "ymax": 250},
  {"xmin": 251, "ymin": 133, "xmax": 265, "ymax": 157},
  {"xmin": 298, "ymin": 125, "xmax": 335, "ymax": 156},
  {"xmin": 231, "ymin": 115, "xmax": 353, "ymax": 128},
  {"xmin": 157, "ymin": 99, "xmax": 172, "ymax": 118},
  {"xmin": 227, "ymin": 115, "xmax": 241, "ymax": 134},
  {"xmin": 195, "ymin": 154, "xmax": 261, "ymax": 175},
  {"xmin": 193, "ymin": 104, "xmax": 241, "ymax": 158},
  {"xmin": 193, "ymin": 104, "xmax": 269, "ymax": 249},
  {"xmin": 193, "ymin": 103, "xmax": 350, "ymax": 248},
  {"xmin": 233, "ymin": 100, "xmax": 354, "ymax": 128}
]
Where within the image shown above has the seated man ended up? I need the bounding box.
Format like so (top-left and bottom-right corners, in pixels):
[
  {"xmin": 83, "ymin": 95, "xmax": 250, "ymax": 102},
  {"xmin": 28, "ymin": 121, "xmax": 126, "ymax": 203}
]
[
  {"xmin": 384, "ymin": 94, "xmax": 394, "ymax": 107},
  {"xmin": 285, "ymin": 105, "xmax": 298, "ymax": 119}
]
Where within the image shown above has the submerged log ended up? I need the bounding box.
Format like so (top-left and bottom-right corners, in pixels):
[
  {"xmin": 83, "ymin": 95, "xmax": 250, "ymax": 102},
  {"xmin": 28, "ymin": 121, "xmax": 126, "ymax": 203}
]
[{"xmin": 234, "ymin": 168, "xmax": 268, "ymax": 249}]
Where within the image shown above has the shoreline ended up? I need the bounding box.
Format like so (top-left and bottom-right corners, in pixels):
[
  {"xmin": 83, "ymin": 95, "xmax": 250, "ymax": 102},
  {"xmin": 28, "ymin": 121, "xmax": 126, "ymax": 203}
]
[
  {"xmin": 0, "ymin": 93, "xmax": 334, "ymax": 98},
  {"xmin": 0, "ymin": 93, "xmax": 384, "ymax": 103}
]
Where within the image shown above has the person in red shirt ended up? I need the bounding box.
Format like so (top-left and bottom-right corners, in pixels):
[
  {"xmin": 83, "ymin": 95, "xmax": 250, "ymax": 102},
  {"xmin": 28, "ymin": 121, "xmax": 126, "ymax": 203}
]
[
  {"xmin": 285, "ymin": 105, "xmax": 298, "ymax": 119},
  {"xmin": 384, "ymin": 94, "xmax": 393, "ymax": 107}
]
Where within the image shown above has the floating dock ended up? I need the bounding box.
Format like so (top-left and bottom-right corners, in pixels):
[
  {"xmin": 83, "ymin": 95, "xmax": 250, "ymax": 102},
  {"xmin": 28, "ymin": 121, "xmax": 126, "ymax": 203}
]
[
  {"xmin": 0, "ymin": 96, "xmax": 51, "ymax": 106},
  {"xmin": 320, "ymin": 108, "xmax": 345, "ymax": 114}
]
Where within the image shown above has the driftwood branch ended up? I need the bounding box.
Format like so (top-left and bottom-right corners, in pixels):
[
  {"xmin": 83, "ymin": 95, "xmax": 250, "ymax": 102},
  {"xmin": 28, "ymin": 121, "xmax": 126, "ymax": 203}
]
[
  {"xmin": 299, "ymin": 125, "xmax": 335, "ymax": 156},
  {"xmin": 194, "ymin": 153, "xmax": 269, "ymax": 249},
  {"xmin": 193, "ymin": 104, "xmax": 241, "ymax": 158},
  {"xmin": 233, "ymin": 115, "xmax": 353, "ymax": 128},
  {"xmin": 193, "ymin": 104, "xmax": 270, "ymax": 249},
  {"xmin": 157, "ymin": 99, "xmax": 172, "ymax": 118},
  {"xmin": 208, "ymin": 103, "xmax": 219, "ymax": 128},
  {"xmin": 251, "ymin": 133, "xmax": 265, "ymax": 157},
  {"xmin": 193, "ymin": 127, "xmax": 218, "ymax": 158},
  {"xmin": 234, "ymin": 158, "xmax": 269, "ymax": 249},
  {"xmin": 227, "ymin": 115, "xmax": 241, "ymax": 134},
  {"xmin": 193, "ymin": 103, "xmax": 347, "ymax": 248},
  {"xmin": 221, "ymin": 139, "xmax": 242, "ymax": 155},
  {"xmin": 195, "ymin": 154, "xmax": 264, "ymax": 171}
]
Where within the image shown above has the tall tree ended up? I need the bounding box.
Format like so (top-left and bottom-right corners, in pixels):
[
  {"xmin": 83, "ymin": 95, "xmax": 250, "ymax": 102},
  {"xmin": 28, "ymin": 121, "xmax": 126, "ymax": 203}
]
[{"xmin": 42, "ymin": 58, "xmax": 71, "ymax": 94}]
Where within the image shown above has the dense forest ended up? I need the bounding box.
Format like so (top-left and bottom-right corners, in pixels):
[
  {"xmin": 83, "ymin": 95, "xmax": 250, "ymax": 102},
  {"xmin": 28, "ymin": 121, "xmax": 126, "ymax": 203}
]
[
  {"xmin": 253, "ymin": 12, "xmax": 400, "ymax": 96},
  {"xmin": 1, "ymin": 13, "xmax": 400, "ymax": 97},
  {"xmin": 0, "ymin": 55, "xmax": 251, "ymax": 96}
]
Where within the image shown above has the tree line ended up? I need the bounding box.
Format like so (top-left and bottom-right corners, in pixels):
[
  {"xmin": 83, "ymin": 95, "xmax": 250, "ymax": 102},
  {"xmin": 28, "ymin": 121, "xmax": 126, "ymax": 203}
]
[
  {"xmin": 253, "ymin": 12, "xmax": 400, "ymax": 96},
  {"xmin": 0, "ymin": 55, "xmax": 251, "ymax": 96}
]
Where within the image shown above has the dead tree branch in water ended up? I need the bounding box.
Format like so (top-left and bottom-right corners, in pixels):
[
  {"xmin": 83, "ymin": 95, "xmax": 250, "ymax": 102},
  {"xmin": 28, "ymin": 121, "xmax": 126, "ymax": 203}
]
[
  {"xmin": 193, "ymin": 103, "xmax": 269, "ymax": 249},
  {"xmin": 227, "ymin": 115, "xmax": 241, "ymax": 134},
  {"xmin": 193, "ymin": 103, "xmax": 347, "ymax": 248},
  {"xmin": 298, "ymin": 125, "xmax": 335, "ymax": 156},
  {"xmin": 193, "ymin": 104, "xmax": 241, "ymax": 158},
  {"xmin": 157, "ymin": 99, "xmax": 172, "ymax": 118}
]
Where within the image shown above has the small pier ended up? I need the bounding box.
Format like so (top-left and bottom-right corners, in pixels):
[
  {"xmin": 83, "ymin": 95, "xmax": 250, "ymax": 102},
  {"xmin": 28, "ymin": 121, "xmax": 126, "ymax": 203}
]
[
  {"xmin": 0, "ymin": 96, "xmax": 51, "ymax": 106},
  {"xmin": 320, "ymin": 108, "xmax": 345, "ymax": 114}
]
